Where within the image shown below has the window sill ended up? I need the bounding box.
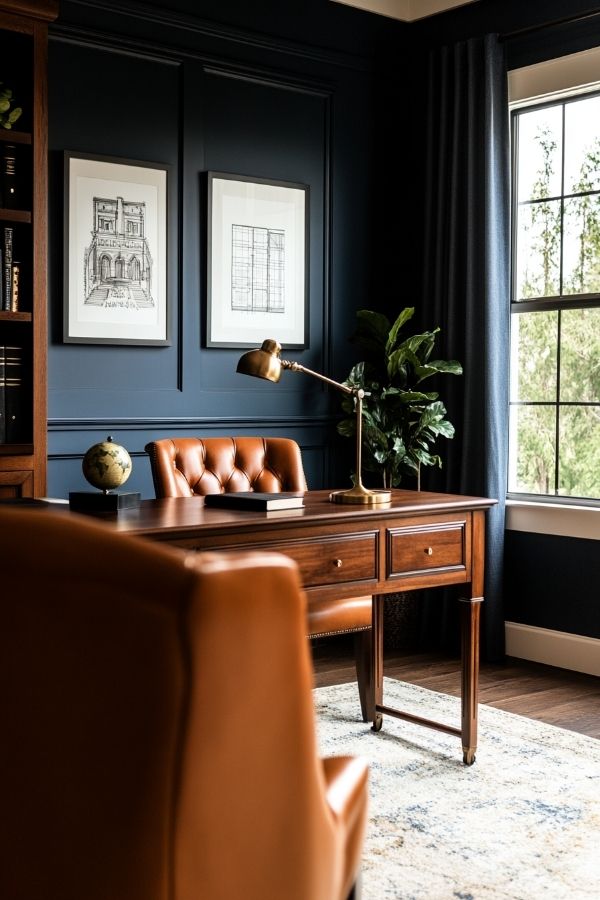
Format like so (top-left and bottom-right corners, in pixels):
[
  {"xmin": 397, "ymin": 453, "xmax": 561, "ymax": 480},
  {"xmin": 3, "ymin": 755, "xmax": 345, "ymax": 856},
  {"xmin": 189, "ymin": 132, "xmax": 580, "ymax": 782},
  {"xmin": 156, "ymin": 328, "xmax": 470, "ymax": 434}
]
[{"xmin": 506, "ymin": 500, "xmax": 600, "ymax": 541}]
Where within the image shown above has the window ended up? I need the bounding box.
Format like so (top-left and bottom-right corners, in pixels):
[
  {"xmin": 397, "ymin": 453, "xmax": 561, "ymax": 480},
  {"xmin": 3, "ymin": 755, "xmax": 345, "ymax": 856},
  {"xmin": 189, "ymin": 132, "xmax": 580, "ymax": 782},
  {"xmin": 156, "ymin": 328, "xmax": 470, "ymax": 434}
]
[{"xmin": 509, "ymin": 91, "xmax": 600, "ymax": 503}]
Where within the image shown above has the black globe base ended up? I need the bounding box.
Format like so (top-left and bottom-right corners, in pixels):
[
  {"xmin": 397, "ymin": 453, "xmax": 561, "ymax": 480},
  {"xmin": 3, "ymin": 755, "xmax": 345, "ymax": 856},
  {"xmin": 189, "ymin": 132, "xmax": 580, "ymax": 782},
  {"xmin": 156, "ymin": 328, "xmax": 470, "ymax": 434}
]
[{"xmin": 69, "ymin": 491, "xmax": 141, "ymax": 513}]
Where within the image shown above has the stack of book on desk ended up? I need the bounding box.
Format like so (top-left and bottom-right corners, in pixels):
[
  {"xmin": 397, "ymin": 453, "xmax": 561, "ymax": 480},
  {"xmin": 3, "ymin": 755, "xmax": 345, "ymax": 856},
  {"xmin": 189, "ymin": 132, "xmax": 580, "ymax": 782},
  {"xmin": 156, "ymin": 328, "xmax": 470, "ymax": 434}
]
[{"xmin": 203, "ymin": 492, "xmax": 305, "ymax": 511}]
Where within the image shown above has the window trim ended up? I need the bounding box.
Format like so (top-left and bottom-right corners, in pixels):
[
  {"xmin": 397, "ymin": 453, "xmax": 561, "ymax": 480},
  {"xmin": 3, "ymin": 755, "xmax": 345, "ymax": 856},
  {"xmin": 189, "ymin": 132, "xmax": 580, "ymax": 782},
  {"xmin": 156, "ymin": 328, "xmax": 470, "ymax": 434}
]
[
  {"xmin": 506, "ymin": 499, "xmax": 600, "ymax": 540},
  {"xmin": 508, "ymin": 49, "xmax": 600, "ymax": 521}
]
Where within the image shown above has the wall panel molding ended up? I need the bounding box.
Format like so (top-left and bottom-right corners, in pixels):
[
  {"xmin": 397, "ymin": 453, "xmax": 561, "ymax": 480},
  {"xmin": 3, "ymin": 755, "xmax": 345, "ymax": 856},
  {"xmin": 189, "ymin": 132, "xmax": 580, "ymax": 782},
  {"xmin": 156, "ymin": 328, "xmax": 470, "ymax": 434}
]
[
  {"xmin": 51, "ymin": 24, "xmax": 337, "ymax": 95},
  {"xmin": 47, "ymin": 416, "xmax": 333, "ymax": 497},
  {"xmin": 61, "ymin": 0, "xmax": 373, "ymax": 71},
  {"xmin": 48, "ymin": 415, "xmax": 334, "ymax": 431}
]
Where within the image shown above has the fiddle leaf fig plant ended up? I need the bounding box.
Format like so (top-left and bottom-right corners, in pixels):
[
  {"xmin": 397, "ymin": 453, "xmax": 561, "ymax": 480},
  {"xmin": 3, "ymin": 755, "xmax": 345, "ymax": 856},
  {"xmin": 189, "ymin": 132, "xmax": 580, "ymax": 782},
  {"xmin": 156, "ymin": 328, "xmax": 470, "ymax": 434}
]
[{"xmin": 337, "ymin": 307, "xmax": 462, "ymax": 489}]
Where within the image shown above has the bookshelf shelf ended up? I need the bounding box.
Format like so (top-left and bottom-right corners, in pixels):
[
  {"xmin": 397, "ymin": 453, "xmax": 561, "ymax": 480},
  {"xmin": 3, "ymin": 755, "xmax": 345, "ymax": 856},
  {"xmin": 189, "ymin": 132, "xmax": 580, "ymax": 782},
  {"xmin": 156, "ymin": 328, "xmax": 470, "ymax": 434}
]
[
  {"xmin": 0, "ymin": 0, "xmax": 58, "ymax": 497},
  {"xmin": 0, "ymin": 442, "xmax": 33, "ymax": 455},
  {"xmin": 0, "ymin": 208, "xmax": 32, "ymax": 222},
  {"xmin": 0, "ymin": 129, "xmax": 32, "ymax": 145},
  {"xmin": 0, "ymin": 310, "xmax": 32, "ymax": 322}
]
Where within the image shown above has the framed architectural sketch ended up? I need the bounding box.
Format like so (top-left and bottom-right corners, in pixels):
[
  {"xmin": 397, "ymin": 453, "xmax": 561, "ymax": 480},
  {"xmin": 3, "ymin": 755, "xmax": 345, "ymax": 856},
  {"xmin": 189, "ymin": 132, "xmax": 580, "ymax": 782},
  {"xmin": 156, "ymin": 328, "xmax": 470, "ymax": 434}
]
[
  {"xmin": 64, "ymin": 152, "xmax": 170, "ymax": 345},
  {"xmin": 206, "ymin": 172, "xmax": 309, "ymax": 348}
]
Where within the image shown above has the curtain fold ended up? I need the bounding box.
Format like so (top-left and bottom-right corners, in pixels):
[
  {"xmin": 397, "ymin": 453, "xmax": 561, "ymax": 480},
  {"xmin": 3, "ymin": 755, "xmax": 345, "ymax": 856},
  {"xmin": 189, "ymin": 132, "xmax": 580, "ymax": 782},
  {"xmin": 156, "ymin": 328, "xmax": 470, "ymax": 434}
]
[{"xmin": 418, "ymin": 34, "xmax": 510, "ymax": 661}]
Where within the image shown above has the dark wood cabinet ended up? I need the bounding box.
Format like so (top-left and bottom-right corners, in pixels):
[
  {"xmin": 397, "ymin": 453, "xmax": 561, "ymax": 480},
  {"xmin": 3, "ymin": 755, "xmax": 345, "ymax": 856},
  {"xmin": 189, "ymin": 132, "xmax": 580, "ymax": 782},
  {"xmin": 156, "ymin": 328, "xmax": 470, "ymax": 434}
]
[{"xmin": 0, "ymin": 0, "xmax": 57, "ymax": 497}]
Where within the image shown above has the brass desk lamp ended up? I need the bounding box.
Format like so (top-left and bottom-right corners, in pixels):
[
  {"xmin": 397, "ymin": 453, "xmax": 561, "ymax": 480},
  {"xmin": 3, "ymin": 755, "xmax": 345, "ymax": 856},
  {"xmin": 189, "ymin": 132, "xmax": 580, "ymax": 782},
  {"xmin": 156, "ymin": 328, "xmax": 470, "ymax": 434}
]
[{"xmin": 237, "ymin": 339, "xmax": 391, "ymax": 505}]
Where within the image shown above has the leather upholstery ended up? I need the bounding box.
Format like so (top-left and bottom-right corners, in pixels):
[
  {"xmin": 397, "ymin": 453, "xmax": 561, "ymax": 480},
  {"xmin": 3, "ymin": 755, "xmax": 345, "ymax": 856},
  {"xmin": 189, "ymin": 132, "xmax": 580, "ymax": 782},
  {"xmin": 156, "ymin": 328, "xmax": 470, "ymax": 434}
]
[
  {"xmin": 146, "ymin": 436, "xmax": 307, "ymax": 498},
  {"xmin": 0, "ymin": 506, "xmax": 368, "ymax": 900},
  {"xmin": 145, "ymin": 437, "xmax": 373, "ymax": 719}
]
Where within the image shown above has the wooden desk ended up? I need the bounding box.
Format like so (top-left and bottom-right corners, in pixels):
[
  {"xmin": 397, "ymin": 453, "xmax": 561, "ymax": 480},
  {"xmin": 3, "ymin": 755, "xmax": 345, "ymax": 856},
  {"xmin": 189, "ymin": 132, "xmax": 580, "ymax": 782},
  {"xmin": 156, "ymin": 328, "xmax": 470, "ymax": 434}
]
[{"xmin": 73, "ymin": 488, "xmax": 496, "ymax": 765}]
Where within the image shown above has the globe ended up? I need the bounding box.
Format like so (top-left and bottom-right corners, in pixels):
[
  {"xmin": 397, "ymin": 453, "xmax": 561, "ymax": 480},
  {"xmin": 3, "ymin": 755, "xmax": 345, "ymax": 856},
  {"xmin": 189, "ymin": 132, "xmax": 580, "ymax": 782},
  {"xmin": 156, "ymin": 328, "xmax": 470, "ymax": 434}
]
[{"xmin": 82, "ymin": 436, "xmax": 132, "ymax": 492}]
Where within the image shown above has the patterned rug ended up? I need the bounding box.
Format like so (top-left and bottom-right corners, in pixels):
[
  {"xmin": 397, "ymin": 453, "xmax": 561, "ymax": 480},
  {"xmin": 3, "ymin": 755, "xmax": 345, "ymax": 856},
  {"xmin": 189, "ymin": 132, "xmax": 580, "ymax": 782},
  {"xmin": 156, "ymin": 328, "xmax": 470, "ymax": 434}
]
[{"xmin": 315, "ymin": 678, "xmax": 600, "ymax": 900}]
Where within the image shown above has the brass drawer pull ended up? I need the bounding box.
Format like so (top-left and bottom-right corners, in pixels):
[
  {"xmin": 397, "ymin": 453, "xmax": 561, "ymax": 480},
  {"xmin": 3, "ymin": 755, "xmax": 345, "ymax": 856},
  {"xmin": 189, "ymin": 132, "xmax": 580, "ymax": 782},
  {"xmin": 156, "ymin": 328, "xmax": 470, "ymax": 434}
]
[
  {"xmin": 333, "ymin": 559, "xmax": 343, "ymax": 567},
  {"xmin": 425, "ymin": 547, "xmax": 433, "ymax": 556}
]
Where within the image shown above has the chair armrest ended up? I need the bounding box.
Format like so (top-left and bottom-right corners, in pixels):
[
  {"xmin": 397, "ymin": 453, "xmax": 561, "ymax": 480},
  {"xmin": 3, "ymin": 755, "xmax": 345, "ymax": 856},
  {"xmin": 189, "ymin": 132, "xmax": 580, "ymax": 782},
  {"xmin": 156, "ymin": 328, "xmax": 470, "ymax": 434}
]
[{"xmin": 322, "ymin": 756, "xmax": 369, "ymax": 900}]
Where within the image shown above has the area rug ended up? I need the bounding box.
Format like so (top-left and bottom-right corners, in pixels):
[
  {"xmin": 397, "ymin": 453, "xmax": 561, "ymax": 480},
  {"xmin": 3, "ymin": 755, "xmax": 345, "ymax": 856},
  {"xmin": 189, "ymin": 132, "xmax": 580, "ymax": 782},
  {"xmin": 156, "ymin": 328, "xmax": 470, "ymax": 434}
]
[{"xmin": 315, "ymin": 678, "xmax": 600, "ymax": 900}]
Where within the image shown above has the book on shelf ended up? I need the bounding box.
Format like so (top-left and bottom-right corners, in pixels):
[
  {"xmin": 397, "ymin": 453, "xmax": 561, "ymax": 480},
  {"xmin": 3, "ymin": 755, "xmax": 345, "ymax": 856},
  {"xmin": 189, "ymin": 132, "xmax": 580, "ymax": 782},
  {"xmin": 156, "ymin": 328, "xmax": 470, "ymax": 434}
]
[
  {"xmin": 0, "ymin": 345, "xmax": 5, "ymax": 443},
  {"xmin": 1, "ymin": 144, "xmax": 18, "ymax": 209},
  {"xmin": 3, "ymin": 226, "xmax": 13, "ymax": 311},
  {"xmin": 10, "ymin": 261, "xmax": 20, "ymax": 311},
  {"xmin": 4, "ymin": 344, "xmax": 27, "ymax": 443},
  {"xmin": 203, "ymin": 491, "xmax": 305, "ymax": 511}
]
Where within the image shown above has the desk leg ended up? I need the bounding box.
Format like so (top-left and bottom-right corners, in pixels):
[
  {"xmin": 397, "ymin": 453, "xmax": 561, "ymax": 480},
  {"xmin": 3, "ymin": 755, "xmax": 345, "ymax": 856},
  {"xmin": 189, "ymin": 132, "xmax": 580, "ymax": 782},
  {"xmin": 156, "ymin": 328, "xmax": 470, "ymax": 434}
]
[
  {"xmin": 371, "ymin": 594, "xmax": 384, "ymax": 732},
  {"xmin": 459, "ymin": 596, "xmax": 483, "ymax": 765}
]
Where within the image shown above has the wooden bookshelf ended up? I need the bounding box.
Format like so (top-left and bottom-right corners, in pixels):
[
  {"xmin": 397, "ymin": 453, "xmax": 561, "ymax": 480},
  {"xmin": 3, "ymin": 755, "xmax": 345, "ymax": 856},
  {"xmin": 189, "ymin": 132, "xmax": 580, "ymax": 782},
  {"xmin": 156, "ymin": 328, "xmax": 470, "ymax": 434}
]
[
  {"xmin": 0, "ymin": 310, "xmax": 32, "ymax": 322},
  {"xmin": 0, "ymin": 0, "xmax": 58, "ymax": 498}
]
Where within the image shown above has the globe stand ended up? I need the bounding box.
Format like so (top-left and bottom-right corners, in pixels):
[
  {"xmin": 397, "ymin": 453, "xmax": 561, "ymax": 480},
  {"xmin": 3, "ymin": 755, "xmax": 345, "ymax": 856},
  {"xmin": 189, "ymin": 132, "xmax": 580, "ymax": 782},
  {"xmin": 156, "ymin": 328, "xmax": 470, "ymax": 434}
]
[
  {"xmin": 69, "ymin": 435, "xmax": 141, "ymax": 514},
  {"xmin": 68, "ymin": 490, "xmax": 141, "ymax": 513}
]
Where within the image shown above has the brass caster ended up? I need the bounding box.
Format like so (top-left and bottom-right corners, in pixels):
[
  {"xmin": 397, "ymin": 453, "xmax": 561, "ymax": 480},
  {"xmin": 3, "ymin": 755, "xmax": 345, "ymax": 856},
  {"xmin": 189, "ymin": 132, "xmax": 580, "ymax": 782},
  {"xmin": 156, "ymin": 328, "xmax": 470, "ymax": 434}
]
[
  {"xmin": 371, "ymin": 713, "xmax": 383, "ymax": 733},
  {"xmin": 463, "ymin": 748, "xmax": 476, "ymax": 766}
]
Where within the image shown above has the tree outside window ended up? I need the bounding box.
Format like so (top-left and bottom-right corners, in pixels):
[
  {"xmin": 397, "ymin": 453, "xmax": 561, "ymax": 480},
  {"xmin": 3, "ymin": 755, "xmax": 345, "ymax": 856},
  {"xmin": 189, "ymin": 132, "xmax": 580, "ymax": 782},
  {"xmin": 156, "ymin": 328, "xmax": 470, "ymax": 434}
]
[{"xmin": 510, "ymin": 93, "xmax": 600, "ymax": 502}]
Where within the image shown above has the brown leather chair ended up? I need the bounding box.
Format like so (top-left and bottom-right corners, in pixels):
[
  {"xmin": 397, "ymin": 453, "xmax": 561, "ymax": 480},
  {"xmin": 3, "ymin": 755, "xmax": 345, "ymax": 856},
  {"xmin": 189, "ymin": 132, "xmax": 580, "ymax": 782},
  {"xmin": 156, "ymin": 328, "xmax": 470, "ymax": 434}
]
[
  {"xmin": 145, "ymin": 436, "xmax": 373, "ymax": 720},
  {"xmin": 0, "ymin": 506, "xmax": 368, "ymax": 900}
]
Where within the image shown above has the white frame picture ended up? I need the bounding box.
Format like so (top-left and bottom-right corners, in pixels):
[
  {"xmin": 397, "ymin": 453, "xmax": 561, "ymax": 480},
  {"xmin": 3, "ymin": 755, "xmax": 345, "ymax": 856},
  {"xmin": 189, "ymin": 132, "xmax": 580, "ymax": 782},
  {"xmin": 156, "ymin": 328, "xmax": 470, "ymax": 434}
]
[
  {"xmin": 64, "ymin": 152, "xmax": 170, "ymax": 345},
  {"xmin": 206, "ymin": 172, "xmax": 309, "ymax": 349}
]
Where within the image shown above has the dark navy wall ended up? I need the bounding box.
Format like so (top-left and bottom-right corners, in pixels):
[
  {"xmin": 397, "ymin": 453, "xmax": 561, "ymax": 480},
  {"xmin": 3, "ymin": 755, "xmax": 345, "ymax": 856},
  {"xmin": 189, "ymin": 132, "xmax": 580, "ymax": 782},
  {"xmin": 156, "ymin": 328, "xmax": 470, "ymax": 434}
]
[
  {"xmin": 504, "ymin": 532, "xmax": 600, "ymax": 639},
  {"xmin": 47, "ymin": 0, "xmax": 388, "ymax": 499},
  {"xmin": 47, "ymin": 0, "xmax": 599, "ymax": 641}
]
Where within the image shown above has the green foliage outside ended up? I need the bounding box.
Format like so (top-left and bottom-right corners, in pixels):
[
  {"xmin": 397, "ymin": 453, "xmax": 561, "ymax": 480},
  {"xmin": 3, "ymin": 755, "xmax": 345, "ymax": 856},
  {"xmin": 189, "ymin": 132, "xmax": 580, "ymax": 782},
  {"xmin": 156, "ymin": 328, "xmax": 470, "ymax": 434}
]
[
  {"xmin": 0, "ymin": 84, "xmax": 22, "ymax": 130},
  {"xmin": 515, "ymin": 116, "xmax": 600, "ymax": 499},
  {"xmin": 337, "ymin": 307, "xmax": 462, "ymax": 489}
]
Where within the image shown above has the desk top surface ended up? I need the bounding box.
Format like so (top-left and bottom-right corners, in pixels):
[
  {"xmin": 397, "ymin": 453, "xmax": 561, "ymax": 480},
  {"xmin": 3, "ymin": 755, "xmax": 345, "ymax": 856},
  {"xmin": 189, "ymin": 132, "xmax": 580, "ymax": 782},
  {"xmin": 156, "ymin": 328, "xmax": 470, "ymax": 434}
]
[{"xmin": 53, "ymin": 489, "xmax": 497, "ymax": 539}]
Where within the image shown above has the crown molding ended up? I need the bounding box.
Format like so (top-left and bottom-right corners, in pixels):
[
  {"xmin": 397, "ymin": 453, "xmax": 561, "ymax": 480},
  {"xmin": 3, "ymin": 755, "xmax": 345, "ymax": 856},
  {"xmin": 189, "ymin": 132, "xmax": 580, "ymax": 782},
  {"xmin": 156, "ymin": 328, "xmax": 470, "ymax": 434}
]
[{"xmin": 330, "ymin": 0, "xmax": 477, "ymax": 22}]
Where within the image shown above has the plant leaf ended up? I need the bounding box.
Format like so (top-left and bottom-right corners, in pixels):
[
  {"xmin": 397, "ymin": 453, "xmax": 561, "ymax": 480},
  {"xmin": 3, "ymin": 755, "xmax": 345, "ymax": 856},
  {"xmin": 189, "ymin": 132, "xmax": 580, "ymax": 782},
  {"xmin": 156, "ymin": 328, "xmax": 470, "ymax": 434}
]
[
  {"xmin": 385, "ymin": 306, "xmax": 414, "ymax": 354},
  {"xmin": 353, "ymin": 309, "xmax": 390, "ymax": 353}
]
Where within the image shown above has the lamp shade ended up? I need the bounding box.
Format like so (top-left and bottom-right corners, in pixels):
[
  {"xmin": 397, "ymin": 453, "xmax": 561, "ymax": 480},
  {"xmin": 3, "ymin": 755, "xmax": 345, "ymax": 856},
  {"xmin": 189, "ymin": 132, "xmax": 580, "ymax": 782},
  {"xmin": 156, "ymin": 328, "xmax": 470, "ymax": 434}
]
[{"xmin": 236, "ymin": 339, "xmax": 283, "ymax": 383}]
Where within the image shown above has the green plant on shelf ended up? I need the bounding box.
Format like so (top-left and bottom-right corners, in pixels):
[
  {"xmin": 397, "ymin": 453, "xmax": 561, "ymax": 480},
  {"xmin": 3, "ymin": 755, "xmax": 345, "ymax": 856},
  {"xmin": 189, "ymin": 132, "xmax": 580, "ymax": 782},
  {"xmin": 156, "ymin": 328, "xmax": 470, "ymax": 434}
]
[{"xmin": 0, "ymin": 84, "xmax": 22, "ymax": 130}]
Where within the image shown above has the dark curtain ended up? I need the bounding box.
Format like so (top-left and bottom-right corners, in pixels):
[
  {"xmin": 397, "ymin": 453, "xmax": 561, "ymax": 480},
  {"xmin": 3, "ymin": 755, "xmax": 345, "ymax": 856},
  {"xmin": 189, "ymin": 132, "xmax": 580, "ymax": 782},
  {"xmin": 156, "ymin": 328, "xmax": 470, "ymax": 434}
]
[{"xmin": 417, "ymin": 34, "xmax": 510, "ymax": 662}]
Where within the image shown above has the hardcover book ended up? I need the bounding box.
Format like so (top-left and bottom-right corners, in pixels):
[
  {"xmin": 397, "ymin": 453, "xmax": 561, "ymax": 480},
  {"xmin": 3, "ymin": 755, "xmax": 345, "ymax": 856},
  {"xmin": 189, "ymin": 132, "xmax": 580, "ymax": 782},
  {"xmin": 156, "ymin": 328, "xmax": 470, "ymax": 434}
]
[
  {"xmin": 3, "ymin": 226, "xmax": 13, "ymax": 311},
  {"xmin": 5, "ymin": 344, "xmax": 27, "ymax": 443},
  {"xmin": 1, "ymin": 144, "xmax": 17, "ymax": 209},
  {"xmin": 10, "ymin": 261, "xmax": 20, "ymax": 311},
  {"xmin": 0, "ymin": 345, "xmax": 5, "ymax": 443},
  {"xmin": 203, "ymin": 491, "xmax": 305, "ymax": 511}
]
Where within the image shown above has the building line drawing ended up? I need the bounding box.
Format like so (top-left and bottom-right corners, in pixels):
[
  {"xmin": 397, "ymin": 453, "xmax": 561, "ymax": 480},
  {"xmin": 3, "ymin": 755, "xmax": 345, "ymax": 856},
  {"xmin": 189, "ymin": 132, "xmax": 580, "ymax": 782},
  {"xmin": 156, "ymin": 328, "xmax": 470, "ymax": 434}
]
[
  {"xmin": 83, "ymin": 195, "xmax": 154, "ymax": 310},
  {"xmin": 231, "ymin": 223, "xmax": 285, "ymax": 313}
]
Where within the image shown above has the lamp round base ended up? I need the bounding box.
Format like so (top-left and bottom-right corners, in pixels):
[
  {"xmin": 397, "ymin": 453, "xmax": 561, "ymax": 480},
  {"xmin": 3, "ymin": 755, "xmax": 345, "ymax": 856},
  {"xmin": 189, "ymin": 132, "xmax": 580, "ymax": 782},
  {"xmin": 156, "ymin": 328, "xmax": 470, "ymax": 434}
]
[{"xmin": 329, "ymin": 486, "xmax": 392, "ymax": 506}]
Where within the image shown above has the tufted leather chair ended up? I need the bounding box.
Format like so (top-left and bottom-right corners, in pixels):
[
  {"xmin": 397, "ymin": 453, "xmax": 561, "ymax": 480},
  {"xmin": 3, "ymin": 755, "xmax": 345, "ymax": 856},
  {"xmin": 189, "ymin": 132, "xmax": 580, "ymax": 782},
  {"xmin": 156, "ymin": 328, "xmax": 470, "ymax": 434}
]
[
  {"xmin": 0, "ymin": 506, "xmax": 368, "ymax": 900},
  {"xmin": 145, "ymin": 436, "xmax": 373, "ymax": 720}
]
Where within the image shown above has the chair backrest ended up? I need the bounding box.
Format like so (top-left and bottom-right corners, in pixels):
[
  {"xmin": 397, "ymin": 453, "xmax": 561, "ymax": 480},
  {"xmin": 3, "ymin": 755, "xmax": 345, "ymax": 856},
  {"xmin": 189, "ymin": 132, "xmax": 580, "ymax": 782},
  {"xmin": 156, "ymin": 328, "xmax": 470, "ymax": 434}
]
[
  {"xmin": 145, "ymin": 436, "xmax": 308, "ymax": 497},
  {"xmin": 0, "ymin": 507, "xmax": 349, "ymax": 900}
]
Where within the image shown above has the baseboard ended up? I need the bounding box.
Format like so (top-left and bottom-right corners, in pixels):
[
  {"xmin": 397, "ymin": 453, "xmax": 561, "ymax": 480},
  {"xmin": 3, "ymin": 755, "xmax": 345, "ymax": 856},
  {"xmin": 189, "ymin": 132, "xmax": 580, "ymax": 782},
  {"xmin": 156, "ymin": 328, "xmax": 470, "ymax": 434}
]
[{"xmin": 505, "ymin": 621, "xmax": 600, "ymax": 677}]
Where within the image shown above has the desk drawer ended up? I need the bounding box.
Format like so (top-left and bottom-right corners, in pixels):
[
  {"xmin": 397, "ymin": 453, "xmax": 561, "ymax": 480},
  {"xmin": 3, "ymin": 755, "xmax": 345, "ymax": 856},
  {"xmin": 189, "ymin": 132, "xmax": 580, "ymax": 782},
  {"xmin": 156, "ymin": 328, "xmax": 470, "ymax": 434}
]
[
  {"xmin": 275, "ymin": 532, "xmax": 377, "ymax": 588},
  {"xmin": 388, "ymin": 522, "xmax": 465, "ymax": 578}
]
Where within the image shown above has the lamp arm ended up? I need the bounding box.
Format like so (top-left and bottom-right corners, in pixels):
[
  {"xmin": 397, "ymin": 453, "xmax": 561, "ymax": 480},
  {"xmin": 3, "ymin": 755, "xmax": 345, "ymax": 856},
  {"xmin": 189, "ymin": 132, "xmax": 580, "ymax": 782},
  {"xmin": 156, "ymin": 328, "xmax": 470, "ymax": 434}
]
[
  {"xmin": 282, "ymin": 358, "xmax": 368, "ymax": 490},
  {"xmin": 281, "ymin": 359, "xmax": 368, "ymax": 399},
  {"xmin": 235, "ymin": 339, "xmax": 389, "ymax": 504}
]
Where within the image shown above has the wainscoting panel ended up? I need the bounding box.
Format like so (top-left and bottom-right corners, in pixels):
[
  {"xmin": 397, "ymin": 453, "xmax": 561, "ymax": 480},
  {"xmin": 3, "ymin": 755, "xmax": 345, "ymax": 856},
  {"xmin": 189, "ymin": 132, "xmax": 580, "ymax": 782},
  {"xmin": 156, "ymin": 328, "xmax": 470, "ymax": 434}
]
[{"xmin": 47, "ymin": 417, "xmax": 333, "ymax": 499}]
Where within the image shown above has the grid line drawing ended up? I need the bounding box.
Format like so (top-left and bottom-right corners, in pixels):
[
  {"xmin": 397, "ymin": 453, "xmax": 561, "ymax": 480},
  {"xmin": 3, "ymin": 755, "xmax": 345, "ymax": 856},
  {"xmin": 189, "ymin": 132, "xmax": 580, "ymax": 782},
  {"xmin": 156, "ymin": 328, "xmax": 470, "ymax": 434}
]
[{"xmin": 231, "ymin": 224, "xmax": 285, "ymax": 313}]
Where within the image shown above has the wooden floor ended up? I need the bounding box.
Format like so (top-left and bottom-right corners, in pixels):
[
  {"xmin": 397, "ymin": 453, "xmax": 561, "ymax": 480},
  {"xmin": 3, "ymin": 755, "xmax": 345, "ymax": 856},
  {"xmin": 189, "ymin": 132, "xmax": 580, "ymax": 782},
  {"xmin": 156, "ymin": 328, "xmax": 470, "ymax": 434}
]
[{"xmin": 311, "ymin": 637, "xmax": 600, "ymax": 739}]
